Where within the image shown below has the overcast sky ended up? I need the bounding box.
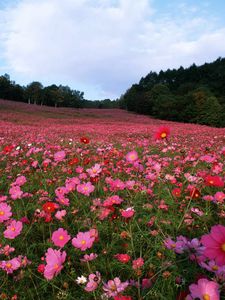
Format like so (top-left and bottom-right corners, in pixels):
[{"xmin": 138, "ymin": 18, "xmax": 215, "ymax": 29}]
[{"xmin": 0, "ymin": 0, "xmax": 225, "ymax": 99}]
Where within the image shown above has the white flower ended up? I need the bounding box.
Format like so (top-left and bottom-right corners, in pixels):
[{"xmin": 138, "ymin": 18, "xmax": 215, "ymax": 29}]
[
  {"xmin": 76, "ymin": 275, "xmax": 87, "ymax": 284},
  {"xmin": 16, "ymin": 146, "xmax": 21, "ymax": 150}
]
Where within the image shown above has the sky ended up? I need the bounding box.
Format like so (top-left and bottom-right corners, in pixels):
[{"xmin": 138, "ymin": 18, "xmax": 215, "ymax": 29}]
[{"xmin": 0, "ymin": 0, "xmax": 225, "ymax": 100}]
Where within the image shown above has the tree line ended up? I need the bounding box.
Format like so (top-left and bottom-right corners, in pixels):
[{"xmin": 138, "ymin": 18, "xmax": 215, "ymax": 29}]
[
  {"xmin": 119, "ymin": 57, "xmax": 225, "ymax": 127},
  {"xmin": 0, "ymin": 74, "xmax": 119, "ymax": 109}
]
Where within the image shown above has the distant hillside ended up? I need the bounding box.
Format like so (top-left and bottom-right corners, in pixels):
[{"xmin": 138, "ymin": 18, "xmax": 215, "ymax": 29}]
[{"xmin": 119, "ymin": 57, "xmax": 225, "ymax": 127}]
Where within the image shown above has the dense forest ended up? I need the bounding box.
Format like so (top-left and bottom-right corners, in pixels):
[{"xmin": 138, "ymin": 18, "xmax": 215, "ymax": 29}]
[
  {"xmin": 0, "ymin": 74, "xmax": 119, "ymax": 109},
  {"xmin": 119, "ymin": 57, "xmax": 225, "ymax": 127},
  {"xmin": 1, "ymin": 57, "xmax": 225, "ymax": 127}
]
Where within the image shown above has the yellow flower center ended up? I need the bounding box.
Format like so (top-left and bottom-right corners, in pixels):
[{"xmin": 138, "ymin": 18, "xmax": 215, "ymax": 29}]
[
  {"xmin": 161, "ymin": 132, "xmax": 167, "ymax": 138},
  {"xmin": 212, "ymin": 265, "xmax": 218, "ymax": 271},
  {"xmin": 0, "ymin": 211, "xmax": 4, "ymax": 216},
  {"xmin": 209, "ymin": 180, "xmax": 214, "ymax": 184},
  {"xmin": 203, "ymin": 294, "xmax": 210, "ymax": 300},
  {"xmin": 221, "ymin": 243, "xmax": 225, "ymax": 252},
  {"xmin": 11, "ymin": 227, "xmax": 16, "ymax": 231},
  {"xmin": 6, "ymin": 263, "xmax": 12, "ymax": 268},
  {"xmin": 59, "ymin": 235, "xmax": 64, "ymax": 240},
  {"xmin": 110, "ymin": 284, "xmax": 117, "ymax": 291},
  {"xmin": 81, "ymin": 240, "xmax": 86, "ymax": 245},
  {"xmin": 54, "ymin": 264, "xmax": 59, "ymax": 270}
]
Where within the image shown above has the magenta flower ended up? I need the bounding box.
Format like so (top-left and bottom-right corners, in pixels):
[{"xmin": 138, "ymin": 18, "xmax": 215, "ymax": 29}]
[
  {"xmin": 9, "ymin": 186, "xmax": 23, "ymax": 200},
  {"xmin": 103, "ymin": 277, "xmax": 129, "ymax": 297},
  {"xmin": 189, "ymin": 278, "xmax": 220, "ymax": 300},
  {"xmin": 51, "ymin": 228, "xmax": 71, "ymax": 248},
  {"xmin": 76, "ymin": 182, "xmax": 95, "ymax": 196},
  {"xmin": 0, "ymin": 203, "xmax": 12, "ymax": 223},
  {"xmin": 72, "ymin": 231, "xmax": 95, "ymax": 251},
  {"xmin": 0, "ymin": 258, "xmax": 21, "ymax": 274},
  {"xmin": 4, "ymin": 220, "xmax": 23, "ymax": 239},
  {"xmin": 44, "ymin": 248, "xmax": 67, "ymax": 280},
  {"xmin": 121, "ymin": 207, "xmax": 135, "ymax": 219},
  {"xmin": 125, "ymin": 150, "xmax": 138, "ymax": 163},
  {"xmin": 201, "ymin": 224, "xmax": 225, "ymax": 265}
]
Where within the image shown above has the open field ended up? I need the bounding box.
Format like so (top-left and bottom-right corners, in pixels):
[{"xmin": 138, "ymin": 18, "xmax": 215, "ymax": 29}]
[{"xmin": 0, "ymin": 100, "xmax": 225, "ymax": 299}]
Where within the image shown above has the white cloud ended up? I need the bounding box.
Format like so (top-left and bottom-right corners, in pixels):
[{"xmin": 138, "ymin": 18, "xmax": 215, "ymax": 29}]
[{"xmin": 1, "ymin": 0, "xmax": 225, "ymax": 99}]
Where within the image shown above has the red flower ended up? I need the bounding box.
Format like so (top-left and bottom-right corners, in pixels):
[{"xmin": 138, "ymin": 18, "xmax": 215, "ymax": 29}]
[
  {"xmin": 176, "ymin": 290, "xmax": 189, "ymax": 300},
  {"xmin": 42, "ymin": 202, "xmax": 57, "ymax": 213},
  {"xmin": 172, "ymin": 188, "xmax": 181, "ymax": 197},
  {"xmin": 190, "ymin": 188, "xmax": 201, "ymax": 199},
  {"xmin": 114, "ymin": 254, "xmax": 131, "ymax": 263},
  {"xmin": 3, "ymin": 145, "xmax": 14, "ymax": 154},
  {"xmin": 154, "ymin": 126, "xmax": 170, "ymax": 140},
  {"xmin": 114, "ymin": 296, "xmax": 132, "ymax": 300},
  {"xmin": 80, "ymin": 137, "xmax": 90, "ymax": 144},
  {"xmin": 37, "ymin": 264, "xmax": 45, "ymax": 273},
  {"xmin": 68, "ymin": 158, "xmax": 79, "ymax": 165},
  {"xmin": 205, "ymin": 175, "xmax": 224, "ymax": 187}
]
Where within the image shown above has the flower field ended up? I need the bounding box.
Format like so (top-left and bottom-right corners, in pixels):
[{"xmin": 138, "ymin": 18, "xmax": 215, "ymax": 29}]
[{"xmin": 1, "ymin": 100, "xmax": 225, "ymax": 299}]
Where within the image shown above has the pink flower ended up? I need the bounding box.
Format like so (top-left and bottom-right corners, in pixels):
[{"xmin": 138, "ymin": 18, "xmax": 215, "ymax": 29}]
[
  {"xmin": 51, "ymin": 228, "xmax": 71, "ymax": 248},
  {"xmin": 44, "ymin": 248, "xmax": 67, "ymax": 280},
  {"xmin": 0, "ymin": 258, "xmax": 21, "ymax": 274},
  {"xmin": 76, "ymin": 182, "xmax": 95, "ymax": 196},
  {"xmin": 189, "ymin": 278, "xmax": 220, "ymax": 300},
  {"xmin": 103, "ymin": 195, "xmax": 123, "ymax": 207},
  {"xmin": 214, "ymin": 191, "xmax": 225, "ymax": 203},
  {"xmin": 9, "ymin": 186, "xmax": 23, "ymax": 200},
  {"xmin": 121, "ymin": 207, "xmax": 135, "ymax": 219},
  {"xmin": 80, "ymin": 253, "xmax": 98, "ymax": 262},
  {"xmin": 0, "ymin": 203, "xmax": 12, "ymax": 223},
  {"xmin": 103, "ymin": 277, "xmax": 129, "ymax": 297},
  {"xmin": 72, "ymin": 231, "xmax": 95, "ymax": 251},
  {"xmin": 132, "ymin": 258, "xmax": 144, "ymax": 270},
  {"xmin": 201, "ymin": 224, "xmax": 225, "ymax": 265},
  {"xmin": 87, "ymin": 164, "xmax": 102, "ymax": 177},
  {"xmin": 54, "ymin": 151, "xmax": 66, "ymax": 162},
  {"xmin": 13, "ymin": 176, "xmax": 27, "ymax": 186},
  {"xmin": 55, "ymin": 210, "xmax": 67, "ymax": 220},
  {"xmin": 125, "ymin": 151, "xmax": 138, "ymax": 163},
  {"xmin": 84, "ymin": 272, "xmax": 101, "ymax": 292},
  {"xmin": 4, "ymin": 220, "xmax": 23, "ymax": 239}
]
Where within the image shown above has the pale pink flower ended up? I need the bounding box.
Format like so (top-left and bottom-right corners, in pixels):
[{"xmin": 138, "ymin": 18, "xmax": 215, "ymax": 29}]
[
  {"xmin": 55, "ymin": 210, "xmax": 67, "ymax": 220},
  {"xmin": 44, "ymin": 248, "xmax": 67, "ymax": 280},
  {"xmin": 72, "ymin": 231, "xmax": 95, "ymax": 251},
  {"xmin": 54, "ymin": 151, "xmax": 66, "ymax": 162},
  {"xmin": 51, "ymin": 228, "xmax": 71, "ymax": 248},
  {"xmin": 80, "ymin": 253, "xmax": 98, "ymax": 262},
  {"xmin": 103, "ymin": 277, "xmax": 129, "ymax": 297},
  {"xmin": 0, "ymin": 258, "xmax": 21, "ymax": 274},
  {"xmin": 9, "ymin": 186, "xmax": 23, "ymax": 200},
  {"xmin": 84, "ymin": 272, "xmax": 101, "ymax": 292},
  {"xmin": 0, "ymin": 203, "xmax": 12, "ymax": 223},
  {"xmin": 77, "ymin": 182, "xmax": 95, "ymax": 196},
  {"xmin": 87, "ymin": 164, "xmax": 102, "ymax": 177},
  {"xmin": 214, "ymin": 191, "xmax": 225, "ymax": 203},
  {"xmin": 189, "ymin": 278, "xmax": 220, "ymax": 300},
  {"xmin": 4, "ymin": 220, "xmax": 23, "ymax": 239}
]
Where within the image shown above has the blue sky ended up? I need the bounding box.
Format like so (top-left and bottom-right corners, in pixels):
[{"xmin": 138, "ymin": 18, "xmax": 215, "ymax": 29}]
[{"xmin": 0, "ymin": 0, "xmax": 225, "ymax": 100}]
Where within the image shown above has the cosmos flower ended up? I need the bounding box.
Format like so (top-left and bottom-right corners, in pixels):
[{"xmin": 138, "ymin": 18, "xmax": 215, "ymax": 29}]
[
  {"xmin": 201, "ymin": 224, "xmax": 225, "ymax": 265},
  {"xmin": 44, "ymin": 248, "xmax": 66, "ymax": 280},
  {"xmin": 4, "ymin": 220, "xmax": 23, "ymax": 239},
  {"xmin": 51, "ymin": 228, "xmax": 71, "ymax": 248},
  {"xmin": 72, "ymin": 231, "xmax": 95, "ymax": 251},
  {"xmin": 189, "ymin": 278, "xmax": 220, "ymax": 300}
]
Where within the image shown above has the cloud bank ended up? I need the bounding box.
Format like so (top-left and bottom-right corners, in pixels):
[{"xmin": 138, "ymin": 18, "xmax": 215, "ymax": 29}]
[{"xmin": 1, "ymin": 0, "xmax": 225, "ymax": 99}]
